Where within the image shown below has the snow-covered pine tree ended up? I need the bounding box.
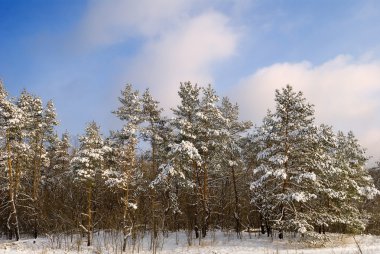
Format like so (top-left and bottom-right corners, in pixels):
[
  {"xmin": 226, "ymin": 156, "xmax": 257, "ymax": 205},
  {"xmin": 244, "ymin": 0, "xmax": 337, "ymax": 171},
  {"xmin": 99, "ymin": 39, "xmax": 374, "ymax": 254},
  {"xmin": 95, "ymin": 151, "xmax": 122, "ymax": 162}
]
[
  {"xmin": 196, "ymin": 84, "xmax": 226, "ymax": 237},
  {"xmin": 102, "ymin": 128, "xmax": 141, "ymax": 252},
  {"xmin": 330, "ymin": 131, "xmax": 379, "ymax": 232},
  {"xmin": 110, "ymin": 84, "xmax": 171, "ymax": 250},
  {"xmin": 367, "ymin": 163, "xmax": 380, "ymax": 234},
  {"xmin": 141, "ymin": 88, "xmax": 166, "ymax": 174},
  {"xmin": 251, "ymin": 85, "xmax": 319, "ymax": 236},
  {"xmin": 140, "ymin": 88, "xmax": 172, "ymax": 249},
  {"xmin": 17, "ymin": 91, "xmax": 44, "ymax": 237},
  {"xmin": 159, "ymin": 83, "xmax": 235, "ymax": 238},
  {"xmin": 46, "ymin": 132, "xmax": 71, "ymax": 185},
  {"xmin": 43, "ymin": 132, "xmax": 73, "ymax": 232},
  {"xmin": 150, "ymin": 139, "xmax": 202, "ymax": 246},
  {"xmin": 241, "ymin": 124, "xmax": 266, "ymax": 233},
  {"xmin": 168, "ymin": 82, "xmax": 203, "ymax": 238},
  {"xmin": 111, "ymin": 84, "xmax": 144, "ymax": 251},
  {"xmin": 42, "ymin": 100, "xmax": 59, "ymax": 145},
  {"xmin": 0, "ymin": 82, "xmax": 24, "ymax": 240},
  {"xmin": 309, "ymin": 129, "xmax": 379, "ymax": 234},
  {"xmin": 15, "ymin": 91, "xmax": 58, "ymax": 238},
  {"xmin": 303, "ymin": 124, "xmax": 371, "ymax": 235},
  {"xmin": 305, "ymin": 124, "xmax": 339, "ymax": 234},
  {"xmin": 217, "ymin": 97, "xmax": 252, "ymax": 235},
  {"xmin": 249, "ymin": 115, "xmax": 281, "ymax": 236},
  {"xmin": 171, "ymin": 82, "xmax": 201, "ymax": 143},
  {"xmin": 71, "ymin": 122, "xmax": 104, "ymax": 246}
]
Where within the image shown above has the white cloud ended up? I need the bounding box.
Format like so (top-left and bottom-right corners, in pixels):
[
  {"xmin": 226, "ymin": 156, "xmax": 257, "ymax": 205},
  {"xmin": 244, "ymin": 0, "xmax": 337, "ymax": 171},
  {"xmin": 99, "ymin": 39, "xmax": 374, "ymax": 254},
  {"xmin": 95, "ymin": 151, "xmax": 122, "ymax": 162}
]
[
  {"xmin": 233, "ymin": 55, "xmax": 380, "ymax": 163},
  {"xmin": 79, "ymin": 0, "xmax": 195, "ymax": 48},
  {"xmin": 79, "ymin": 1, "xmax": 240, "ymax": 111},
  {"xmin": 122, "ymin": 11, "xmax": 240, "ymax": 111}
]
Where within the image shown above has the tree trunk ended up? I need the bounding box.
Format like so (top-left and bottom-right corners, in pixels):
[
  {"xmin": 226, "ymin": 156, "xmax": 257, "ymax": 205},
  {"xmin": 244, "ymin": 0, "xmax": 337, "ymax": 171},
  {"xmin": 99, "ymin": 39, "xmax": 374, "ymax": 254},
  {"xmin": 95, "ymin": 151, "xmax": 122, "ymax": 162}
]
[
  {"xmin": 201, "ymin": 163, "xmax": 209, "ymax": 238},
  {"xmin": 192, "ymin": 161, "xmax": 200, "ymax": 239},
  {"xmin": 32, "ymin": 135, "xmax": 44, "ymax": 239},
  {"xmin": 87, "ymin": 184, "xmax": 93, "ymax": 246},
  {"xmin": 122, "ymin": 139, "xmax": 136, "ymax": 252},
  {"xmin": 231, "ymin": 164, "xmax": 241, "ymax": 236},
  {"xmin": 265, "ymin": 220, "xmax": 271, "ymax": 237},
  {"xmin": 6, "ymin": 134, "xmax": 20, "ymax": 241},
  {"xmin": 122, "ymin": 183, "xmax": 130, "ymax": 252},
  {"xmin": 150, "ymin": 139, "xmax": 159, "ymax": 252}
]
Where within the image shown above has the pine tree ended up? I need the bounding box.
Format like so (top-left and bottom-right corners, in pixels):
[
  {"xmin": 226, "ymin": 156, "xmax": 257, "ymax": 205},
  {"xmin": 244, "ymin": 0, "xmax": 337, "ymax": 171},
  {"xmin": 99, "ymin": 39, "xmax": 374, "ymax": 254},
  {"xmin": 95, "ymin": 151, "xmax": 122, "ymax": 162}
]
[
  {"xmin": 309, "ymin": 128, "xmax": 379, "ymax": 234},
  {"xmin": 140, "ymin": 88, "xmax": 171, "ymax": 249},
  {"xmin": 330, "ymin": 131, "xmax": 379, "ymax": 232},
  {"xmin": 141, "ymin": 88, "xmax": 165, "ymax": 173},
  {"xmin": 168, "ymin": 82, "xmax": 204, "ymax": 238},
  {"xmin": 0, "ymin": 82, "xmax": 24, "ymax": 240},
  {"xmin": 71, "ymin": 122, "xmax": 104, "ymax": 246},
  {"xmin": 251, "ymin": 85, "xmax": 319, "ymax": 235},
  {"xmin": 367, "ymin": 164, "xmax": 380, "ymax": 234},
  {"xmin": 103, "ymin": 129, "xmax": 141, "ymax": 252},
  {"xmin": 44, "ymin": 132, "xmax": 73, "ymax": 232},
  {"xmin": 306, "ymin": 124, "xmax": 338, "ymax": 234},
  {"xmin": 15, "ymin": 91, "xmax": 58, "ymax": 238},
  {"xmin": 47, "ymin": 132, "xmax": 71, "ymax": 183},
  {"xmin": 111, "ymin": 84, "xmax": 144, "ymax": 251},
  {"xmin": 251, "ymin": 85, "xmax": 379, "ymax": 237},
  {"xmin": 196, "ymin": 84, "xmax": 224, "ymax": 237},
  {"xmin": 217, "ymin": 97, "xmax": 252, "ymax": 235}
]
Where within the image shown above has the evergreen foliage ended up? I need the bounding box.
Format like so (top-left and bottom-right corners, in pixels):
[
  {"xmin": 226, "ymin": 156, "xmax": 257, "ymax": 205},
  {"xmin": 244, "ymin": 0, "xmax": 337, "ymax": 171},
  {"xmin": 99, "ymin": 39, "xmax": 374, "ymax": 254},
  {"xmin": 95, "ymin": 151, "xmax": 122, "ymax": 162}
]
[{"xmin": 0, "ymin": 81, "xmax": 379, "ymax": 247}]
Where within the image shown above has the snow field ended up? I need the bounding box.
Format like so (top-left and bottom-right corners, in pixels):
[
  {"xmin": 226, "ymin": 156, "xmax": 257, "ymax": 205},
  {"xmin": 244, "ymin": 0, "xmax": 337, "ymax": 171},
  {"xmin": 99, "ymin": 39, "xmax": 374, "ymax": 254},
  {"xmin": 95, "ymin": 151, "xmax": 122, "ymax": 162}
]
[{"xmin": 1, "ymin": 231, "xmax": 380, "ymax": 254}]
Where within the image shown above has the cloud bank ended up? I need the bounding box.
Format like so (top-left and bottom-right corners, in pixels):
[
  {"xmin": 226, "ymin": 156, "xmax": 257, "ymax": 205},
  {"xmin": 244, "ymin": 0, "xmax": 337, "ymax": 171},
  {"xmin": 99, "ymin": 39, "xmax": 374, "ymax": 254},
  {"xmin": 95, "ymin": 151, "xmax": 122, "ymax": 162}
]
[
  {"xmin": 124, "ymin": 11, "xmax": 239, "ymax": 110},
  {"xmin": 79, "ymin": 0, "xmax": 240, "ymax": 111}
]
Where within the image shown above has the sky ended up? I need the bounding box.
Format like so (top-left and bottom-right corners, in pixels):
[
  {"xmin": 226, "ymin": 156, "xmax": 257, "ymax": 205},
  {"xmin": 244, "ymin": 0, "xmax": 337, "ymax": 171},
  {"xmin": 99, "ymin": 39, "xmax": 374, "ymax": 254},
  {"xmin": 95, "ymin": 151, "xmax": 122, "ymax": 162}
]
[{"xmin": 1, "ymin": 0, "xmax": 380, "ymax": 163}]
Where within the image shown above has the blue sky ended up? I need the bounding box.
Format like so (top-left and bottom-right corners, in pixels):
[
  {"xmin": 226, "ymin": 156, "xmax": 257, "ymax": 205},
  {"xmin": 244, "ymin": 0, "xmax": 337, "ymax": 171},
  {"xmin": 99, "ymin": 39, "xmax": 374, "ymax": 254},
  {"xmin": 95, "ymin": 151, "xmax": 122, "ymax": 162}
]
[{"xmin": 1, "ymin": 0, "xmax": 380, "ymax": 162}]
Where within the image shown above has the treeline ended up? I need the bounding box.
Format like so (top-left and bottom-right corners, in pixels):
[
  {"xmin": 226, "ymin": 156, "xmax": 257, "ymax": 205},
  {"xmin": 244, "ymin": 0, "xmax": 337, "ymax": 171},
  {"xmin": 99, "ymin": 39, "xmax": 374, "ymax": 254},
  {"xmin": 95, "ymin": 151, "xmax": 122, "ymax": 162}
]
[{"xmin": 0, "ymin": 81, "xmax": 379, "ymax": 248}]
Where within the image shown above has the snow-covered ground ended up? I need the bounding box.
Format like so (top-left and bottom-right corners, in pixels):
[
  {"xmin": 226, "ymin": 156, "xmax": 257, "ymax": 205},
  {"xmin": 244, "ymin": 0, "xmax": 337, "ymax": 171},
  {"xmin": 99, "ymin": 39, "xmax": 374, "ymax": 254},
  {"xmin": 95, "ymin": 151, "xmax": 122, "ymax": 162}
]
[{"xmin": 1, "ymin": 231, "xmax": 379, "ymax": 254}]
